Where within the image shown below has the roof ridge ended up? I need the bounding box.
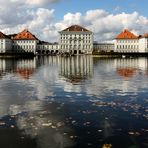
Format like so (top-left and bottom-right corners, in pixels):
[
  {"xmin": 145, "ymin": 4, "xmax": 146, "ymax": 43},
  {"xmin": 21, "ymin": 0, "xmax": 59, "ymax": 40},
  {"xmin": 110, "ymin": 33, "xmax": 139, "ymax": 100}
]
[
  {"xmin": 116, "ymin": 29, "xmax": 138, "ymax": 39},
  {"xmin": 13, "ymin": 29, "xmax": 38, "ymax": 40},
  {"xmin": 0, "ymin": 31, "xmax": 10, "ymax": 39},
  {"xmin": 61, "ymin": 24, "xmax": 90, "ymax": 32}
]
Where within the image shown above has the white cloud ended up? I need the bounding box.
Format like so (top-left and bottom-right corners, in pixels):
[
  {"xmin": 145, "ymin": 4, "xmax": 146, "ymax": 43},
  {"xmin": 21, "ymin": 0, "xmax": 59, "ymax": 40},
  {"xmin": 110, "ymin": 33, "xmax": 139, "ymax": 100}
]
[
  {"xmin": 85, "ymin": 9, "xmax": 108, "ymax": 22},
  {"xmin": 56, "ymin": 10, "xmax": 148, "ymax": 42},
  {"xmin": 0, "ymin": 0, "xmax": 148, "ymax": 42}
]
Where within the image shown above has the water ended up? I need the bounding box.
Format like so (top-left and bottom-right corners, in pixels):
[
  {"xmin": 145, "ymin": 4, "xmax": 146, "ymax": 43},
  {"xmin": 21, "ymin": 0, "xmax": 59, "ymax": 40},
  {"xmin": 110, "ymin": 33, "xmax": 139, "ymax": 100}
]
[{"xmin": 0, "ymin": 56, "xmax": 148, "ymax": 148}]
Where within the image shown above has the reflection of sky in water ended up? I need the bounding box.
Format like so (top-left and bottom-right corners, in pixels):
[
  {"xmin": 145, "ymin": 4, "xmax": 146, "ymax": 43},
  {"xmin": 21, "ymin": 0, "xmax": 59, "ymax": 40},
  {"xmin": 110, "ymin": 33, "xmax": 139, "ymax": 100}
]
[{"xmin": 0, "ymin": 56, "xmax": 148, "ymax": 148}]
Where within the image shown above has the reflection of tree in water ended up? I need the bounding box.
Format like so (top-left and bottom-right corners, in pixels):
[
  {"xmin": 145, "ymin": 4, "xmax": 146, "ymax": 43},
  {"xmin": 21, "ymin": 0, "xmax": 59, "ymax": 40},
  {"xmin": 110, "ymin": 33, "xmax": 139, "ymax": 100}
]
[
  {"xmin": 0, "ymin": 59, "xmax": 14, "ymax": 79},
  {"xmin": 59, "ymin": 56, "xmax": 93, "ymax": 83}
]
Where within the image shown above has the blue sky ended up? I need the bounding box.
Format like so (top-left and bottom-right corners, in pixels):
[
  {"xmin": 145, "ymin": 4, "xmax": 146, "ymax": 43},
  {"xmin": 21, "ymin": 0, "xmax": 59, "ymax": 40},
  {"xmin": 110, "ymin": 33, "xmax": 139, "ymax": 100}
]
[{"xmin": 50, "ymin": 0, "xmax": 148, "ymax": 20}]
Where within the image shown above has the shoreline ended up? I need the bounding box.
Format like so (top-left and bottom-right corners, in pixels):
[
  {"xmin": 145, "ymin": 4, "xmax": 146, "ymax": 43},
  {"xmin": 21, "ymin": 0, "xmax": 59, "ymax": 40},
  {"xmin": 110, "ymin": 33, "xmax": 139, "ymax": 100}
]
[
  {"xmin": 0, "ymin": 52, "xmax": 35, "ymax": 58},
  {"xmin": 92, "ymin": 52, "xmax": 148, "ymax": 58},
  {"xmin": 0, "ymin": 52, "xmax": 148, "ymax": 58}
]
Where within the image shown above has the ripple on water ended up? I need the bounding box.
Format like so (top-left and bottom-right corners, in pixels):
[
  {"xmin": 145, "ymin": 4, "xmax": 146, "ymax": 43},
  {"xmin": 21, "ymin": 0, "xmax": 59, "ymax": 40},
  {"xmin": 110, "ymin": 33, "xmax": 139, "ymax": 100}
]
[{"xmin": 0, "ymin": 57, "xmax": 148, "ymax": 148}]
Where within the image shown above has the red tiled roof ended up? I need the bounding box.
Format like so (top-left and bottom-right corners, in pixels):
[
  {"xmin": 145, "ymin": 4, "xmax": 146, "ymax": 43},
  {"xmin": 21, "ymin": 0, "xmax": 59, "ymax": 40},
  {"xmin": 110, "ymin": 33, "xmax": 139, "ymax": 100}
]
[
  {"xmin": 116, "ymin": 29, "xmax": 138, "ymax": 39},
  {"xmin": 0, "ymin": 31, "xmax": 10, "ymax": 39},
  {"xmin": 13, "ymin": 29, "xmax": 38, "ymax": 40},
  {"xmin": 61, "ymin": 25, "xmax": 90, "ymax": 32}
]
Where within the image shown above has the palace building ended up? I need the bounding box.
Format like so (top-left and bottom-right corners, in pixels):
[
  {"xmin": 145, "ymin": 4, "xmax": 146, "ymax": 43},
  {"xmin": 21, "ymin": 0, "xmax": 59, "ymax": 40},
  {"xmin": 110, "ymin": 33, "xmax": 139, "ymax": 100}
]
[
  {"xmin": 37, "ymin": 41, "xmax": 59, "ymax": 55},
  {"xmin": 12, "ymin": 29, "xmax": 39, "ymax": 54},
  {"xmin": 114, "ymin": 29, "xmax": 139, "ymax": 53},
  {"xmin": 93, "ymin": 42, "xmax": 114, "ymax": 52},
  {"xmin": 0, "ymin": 26, "xmax": 148, "ymax": 55},
  {"xmin": 59, "ymin": 25, "xmax": 93, "ymax": 54},
  {"xmin": 139, "ymin": 34, "xmax": 148, "ymax": 53},
  {"xmin": 0, "ymin": 31, "xmax": 12, "ymax": 53}
]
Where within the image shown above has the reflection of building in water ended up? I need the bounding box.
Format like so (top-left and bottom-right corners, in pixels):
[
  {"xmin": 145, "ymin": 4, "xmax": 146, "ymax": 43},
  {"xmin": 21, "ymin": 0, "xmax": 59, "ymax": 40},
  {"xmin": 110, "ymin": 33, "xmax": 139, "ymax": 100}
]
[
  {"xmin": 16, "ymin": 58, "xmax": 37, "ymax": 79},
  {"xmin": 59, "ymin": 56, "xmax": 93, "ymax": 83},
  {"xmin": 0, "ymin": 56, "xmax": 61, "ymax": 80},
  {"xmin": 114, "ymin": 58, "xmax": 148, "ymax": 78},
  {"xmin": 0, "ymin": 58, "xmax": 37, "ymax": 79},
  {"xmin": 114, "ymin": 58, "xmax": 139, "ymax": 69},
  {"xmin": 0, "ymin": 59, "xmax": 6, "ymax": 72},
  {"xmin": 117, "ymin": 68, "xmax": 137, "ymax": 78},
  {"xmin": 37, "ymin": 56, "xmax": 60, "ymax": 66},
  {"xmin": 0, "ymin": 59, "xmax": 14, "ymax": 77}
]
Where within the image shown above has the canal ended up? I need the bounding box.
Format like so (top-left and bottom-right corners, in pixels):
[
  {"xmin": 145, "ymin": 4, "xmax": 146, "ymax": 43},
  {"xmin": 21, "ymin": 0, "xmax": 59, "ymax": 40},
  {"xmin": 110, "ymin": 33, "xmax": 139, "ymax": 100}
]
[{"xmin": 0, "ymin": 56, "xmax": 148, "ymax": 148}]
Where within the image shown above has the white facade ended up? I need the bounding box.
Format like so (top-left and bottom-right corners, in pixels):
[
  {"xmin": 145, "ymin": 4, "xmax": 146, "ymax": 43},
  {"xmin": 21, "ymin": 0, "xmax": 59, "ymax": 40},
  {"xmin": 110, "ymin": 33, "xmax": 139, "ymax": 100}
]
[
  {"xmin": 1, "ymin": 28, "xmax": 148, "ymax": 55},
  {"xmin": 139, "ymin": 37, "xmax": 148, "ymax": 53},
  {"xmin": 115, "ymin": 29, "xmax": 139, "ymax": 53},
  {"xmin": 59, "ymin": 25, "xmax": 93, "ymax": 54},
  {"xmin": 13, "ymin": 40, "xmax": 38, "ymax": 54},
  {"xmin": 37, "ymin": 43, "xmax": 60, "ymax": 54},
  {"xmin": 59, "ymin": 32, "xmax": 93, "ymax": 54},
  {"xmin": 114, "ymin": 39, "xmax": 139, "ymax": 53},
  {"xmin": 0, "ymin": 38, "xmax": 12, "ymax": 53},
  {"xmin": 93, "ymin": 43, "xmax": 114, "ymax": 52}
]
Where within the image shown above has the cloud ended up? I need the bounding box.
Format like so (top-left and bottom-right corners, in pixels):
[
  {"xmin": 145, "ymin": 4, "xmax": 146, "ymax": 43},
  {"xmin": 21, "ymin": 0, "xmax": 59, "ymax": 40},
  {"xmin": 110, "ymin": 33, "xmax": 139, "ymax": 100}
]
[
  {"xmin": 26, "ymin": 0, "xmax": 59, "ymax": 6},
  {"xmin": 9, "ymin": 0, "xmax": 59, "ymax": 6},
  {"xmin": 0, "ymin": 0, "xmax": 148, "ymax": 42},
  {"xmin": 0, "ymin": 0, "xmax": 60, "ymax": 41},
  {"xmin": 56, "ymin": 10, "xmax": 148, "ymax": 42}
]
